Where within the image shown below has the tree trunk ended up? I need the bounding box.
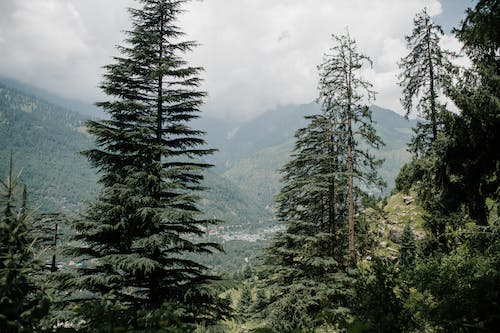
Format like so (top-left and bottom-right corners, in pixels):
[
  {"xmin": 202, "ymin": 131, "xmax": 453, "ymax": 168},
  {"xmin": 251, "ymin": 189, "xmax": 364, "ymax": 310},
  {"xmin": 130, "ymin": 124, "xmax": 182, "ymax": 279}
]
[
  {"xmin": 427, "ymin": 23, "xmax": 438, "ymax": 142},
  {"xmin": 156, "ymin": 10, "xmax": 165, "ymax": 193},
  {"xmin": 346, "ymin": 53, "xmax": 355, "ymax": 261}
]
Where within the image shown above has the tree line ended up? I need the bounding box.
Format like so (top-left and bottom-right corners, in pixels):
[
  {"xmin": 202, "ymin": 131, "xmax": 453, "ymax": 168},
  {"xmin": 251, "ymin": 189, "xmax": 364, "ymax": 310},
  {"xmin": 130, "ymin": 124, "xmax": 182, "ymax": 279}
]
[{"xmin": 1, "ymin": 0, "xmax": 498, "ymax": 332}]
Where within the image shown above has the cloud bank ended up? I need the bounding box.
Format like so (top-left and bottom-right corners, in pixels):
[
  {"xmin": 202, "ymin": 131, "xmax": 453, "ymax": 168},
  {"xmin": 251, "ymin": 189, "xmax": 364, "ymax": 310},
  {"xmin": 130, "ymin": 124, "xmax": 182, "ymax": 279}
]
[{"xmin": 0, "ymin": 0, "xmax": 469, "ymax": 120}]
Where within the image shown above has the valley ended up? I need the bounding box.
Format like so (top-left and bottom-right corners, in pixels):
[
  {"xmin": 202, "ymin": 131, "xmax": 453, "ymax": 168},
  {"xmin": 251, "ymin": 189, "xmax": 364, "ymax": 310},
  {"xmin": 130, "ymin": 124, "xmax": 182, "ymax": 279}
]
[{"xmin": 0, "ymin": 77, "xmax": 416, "ymax": 271}]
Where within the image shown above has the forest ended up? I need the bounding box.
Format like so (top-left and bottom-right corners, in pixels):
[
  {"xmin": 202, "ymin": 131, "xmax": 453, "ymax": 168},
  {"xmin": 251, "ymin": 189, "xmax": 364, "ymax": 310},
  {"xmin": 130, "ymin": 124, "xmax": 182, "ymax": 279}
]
[{"xmin": 0, "ymin": 0, "xmax": 498, "ymax": 332}]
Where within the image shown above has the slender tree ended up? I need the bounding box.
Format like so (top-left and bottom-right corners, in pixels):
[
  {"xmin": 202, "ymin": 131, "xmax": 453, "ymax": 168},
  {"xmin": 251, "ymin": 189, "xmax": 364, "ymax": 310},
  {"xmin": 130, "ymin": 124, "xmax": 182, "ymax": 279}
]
[
  {"xmin": 0, "ymin": 156, "xmax": 49, "ymax": 332},
  {"xmin": 261, "ymin": 114, "xmax": 353, "ymax": 331},
  {"xmin": 318, "ymin": 32, "xmax": 384, "ymax": 260},
  {"xmin": 399, "ymin": 8, "xmax": 456, "ymax": 154},
  {"xmin": 260, "ymin": 34, "xmax": 384, "ymax": 329},
  {"xmin": 64, "ymin": 0, "xmax": 227, "ymax": 330},
  {"xmin": 399, "ymin": 223, "xmax": 416, "ymax": 269}
]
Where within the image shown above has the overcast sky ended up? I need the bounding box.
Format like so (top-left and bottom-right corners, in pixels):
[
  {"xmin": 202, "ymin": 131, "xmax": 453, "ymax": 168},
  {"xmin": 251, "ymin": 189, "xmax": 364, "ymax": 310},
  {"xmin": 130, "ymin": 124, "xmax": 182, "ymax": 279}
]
[{"xmin": 0, "ymin": 0, "xmax": 474, "ymax": 120}]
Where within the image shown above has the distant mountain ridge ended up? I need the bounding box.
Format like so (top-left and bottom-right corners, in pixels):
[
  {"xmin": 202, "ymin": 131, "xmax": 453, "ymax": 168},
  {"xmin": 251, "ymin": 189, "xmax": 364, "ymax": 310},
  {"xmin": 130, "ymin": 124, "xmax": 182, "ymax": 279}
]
[
  {"xmin": 0, "ymin": 76, "xmax": 104, "ymax": 118},
  {"xmin": 195, "ymin": 103, "xmax": 417, "ymax": 210},
  {"xmin": 0, "ymin": 80, "xmax": 271, "ymax": 225},
  {"xmin": 0, "ymin": 78, "xmax": 415, "ymax": 227},
  {"xmin": 0, "ymin": 81, "xmax": 98, "ymax": 210}
]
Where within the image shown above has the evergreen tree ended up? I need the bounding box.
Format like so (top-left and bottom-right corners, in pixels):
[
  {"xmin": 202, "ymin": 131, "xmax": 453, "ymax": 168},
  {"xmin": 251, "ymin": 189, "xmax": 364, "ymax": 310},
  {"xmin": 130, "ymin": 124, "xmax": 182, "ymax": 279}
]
[
  {"xmin": 397, "ymin": 8, "xmax": 458, "ymax": 250},
  {"xmin": 399, "ymin": 223, "xmax": 416, "ymax": 269},
  {"xmin": 399, "ymin": 8, "xmax": 456, "ymax": 154},
  {"xmin": 353, "ymin": 257, "xmax": 413, "ymax": 333},
  {"xmin": 439, "ymin": 0, "xmax": 500, "ymax": 226},
  {"xmin": 63, "ymin": 0, "xmax": 227, "ymax": 330},
  {"xmin": 317, "ymin": 32, "xmax": 385, "ymax": 259},
  {"xmin": 250, "ymin": 287, "xmax": 267, "ymax": 319},
  {"xmin": 396, "ymin": 3, "xmax": 500, "ymax": 331},
  {"xmin": 0, "ymin": 156, "xmax": 49, "ymax": 332},
  {"xmin": 260, "ymin": 32, "xmax": 384, "ymax": 331},
  {"xmin": 262, "ymin": 114, "xmax": 354, "ymax": 331},
  {"xmin": 237, "ymin": 284, "xmax": 252, "ymax": 321}
]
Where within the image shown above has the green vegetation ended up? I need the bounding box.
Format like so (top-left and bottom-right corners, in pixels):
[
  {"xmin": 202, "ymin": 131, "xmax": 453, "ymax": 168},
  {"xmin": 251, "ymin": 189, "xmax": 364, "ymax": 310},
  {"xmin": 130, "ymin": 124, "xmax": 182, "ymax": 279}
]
[
  {"xmin": 257, "ymin": 32, "xmax": 385, "ymax": 332},
  {"xmin": 57, "ymin": 0, "xmax": 229, "ymax": 330},
  {"xmin": 0, "ymin": 156, "xmax": 49, "ymax": 332},
  {"xmin": 0, "ymin": 83, "xmax": 97, "ymax": 210},
  {"xmin": 0, "ymin": 0, "xmax": 498, "ymax": 332}
]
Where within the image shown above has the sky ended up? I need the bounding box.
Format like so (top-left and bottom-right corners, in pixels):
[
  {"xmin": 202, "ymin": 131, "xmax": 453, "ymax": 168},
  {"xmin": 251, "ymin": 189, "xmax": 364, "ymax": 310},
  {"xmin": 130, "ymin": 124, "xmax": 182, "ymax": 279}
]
[{"xmin": 0, "ymin": 0, "xmax": 475, "ymax": 121}]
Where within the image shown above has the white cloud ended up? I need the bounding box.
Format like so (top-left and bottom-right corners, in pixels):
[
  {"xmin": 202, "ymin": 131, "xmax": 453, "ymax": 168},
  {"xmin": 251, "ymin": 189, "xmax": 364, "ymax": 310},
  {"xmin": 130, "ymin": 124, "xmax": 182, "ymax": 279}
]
[{"xmin": 0, "ymin": 0, "xmax": 466, "ymax": 120}]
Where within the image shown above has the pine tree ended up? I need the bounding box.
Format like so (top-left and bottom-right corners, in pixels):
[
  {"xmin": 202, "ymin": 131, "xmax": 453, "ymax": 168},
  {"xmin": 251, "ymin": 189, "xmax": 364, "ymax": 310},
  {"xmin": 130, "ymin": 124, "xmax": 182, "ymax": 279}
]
[
  {"xmin": 260, "ymin": 32, "xmax": 384, "ymax": 331},
  {"xmin": 237, "ymin": 284, "xmax": 252, "ymax": 321},
  {"xmin": 250, "ymin": 287, "xmax": 267, "ymax": 319},
  {"xmin": 399, "ymin": 8, "xmax": 456, "ymax": 154},
  {"xmin": 63, "ymin": 0, "xmax": 227, "ymax": 330},
  {"xmin": 0, "ymin": 155, "xmax": 49, "ymax": 332},
  {"xmin": 399, "ymin": 223, "xmax": 416, "ymax": 269},
  {"xmin": 317, "ymin": 32, "xmax": 385, "ymax": 260},
  {"xmin": 262, "ymin": 114, "xmax": 354, "ymax": 331},
  {"xmin": 440, "ymin": 0, "xmax": 499, "ymax": 226}
]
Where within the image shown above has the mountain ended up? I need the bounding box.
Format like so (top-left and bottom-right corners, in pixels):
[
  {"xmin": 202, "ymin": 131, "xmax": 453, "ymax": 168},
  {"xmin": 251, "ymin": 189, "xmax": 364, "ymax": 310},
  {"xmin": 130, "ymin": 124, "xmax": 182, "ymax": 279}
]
[
  {"xmin": 0, "ymin": 81, "xmax": 98, "ymax": 210},
  {"xmin": 195, "ymin": 103, "xmax": 315, "ymax": 171},
  {"xmin": 0, "ymin": 76, "xmax": 104, "ymax": 119},
  {"xmin": 0, "ymin": 78, "xmax": 415, "ymax": 231},
  {"xmin": 0, "ymin": 81, "xmax": 270, "ymax": 226},
  {"xmin": 196, "ymin": 103, "xmax": 417, "ymax": 210}
]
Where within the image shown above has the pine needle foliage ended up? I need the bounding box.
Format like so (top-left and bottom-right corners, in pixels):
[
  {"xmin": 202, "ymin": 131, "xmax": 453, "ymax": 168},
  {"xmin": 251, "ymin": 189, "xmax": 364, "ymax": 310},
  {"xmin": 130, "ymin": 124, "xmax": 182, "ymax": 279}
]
[
  {"xmin": 0, "ymin": 155, "xmax": 49, "ymax": 333},
  {"xmin": 62, "ymin": 0, "xmax": 227, "ymax": 330},
  {"xmin": 317, "ymin": 32, "xmax": 385, "ymax": 259},
  {"xmin": 399, "ymin": 8, "xmax": 457, "ymax": 154},
  {"xmin": 260, "ymin": 32, "xmax": 384, "ymax": 331}
]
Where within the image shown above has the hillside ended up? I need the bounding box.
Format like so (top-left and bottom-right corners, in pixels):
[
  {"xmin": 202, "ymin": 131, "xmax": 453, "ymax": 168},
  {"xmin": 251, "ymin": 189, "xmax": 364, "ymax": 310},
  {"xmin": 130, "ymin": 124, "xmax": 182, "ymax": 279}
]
[
  {"xmin": 0, "ymin": 82, "xmax": 98, "ymax": 210},
  {"xmin": 1, "ymin": 80, "xmax": 417, "ymax": 258},
  {"xmin": 0, "ymin": 81, "xmax": 270, "ymax": 227},
  {"xmin": 208, "ymin": 104, "xmax": 418, "ymax": 211}
]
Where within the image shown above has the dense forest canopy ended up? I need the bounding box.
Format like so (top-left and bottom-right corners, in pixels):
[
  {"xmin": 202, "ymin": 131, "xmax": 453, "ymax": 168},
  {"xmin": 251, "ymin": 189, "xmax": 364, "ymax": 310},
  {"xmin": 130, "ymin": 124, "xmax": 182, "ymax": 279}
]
[{"xmin": 0, "ymin": 0, "xmax": 498, "ymax": 332}]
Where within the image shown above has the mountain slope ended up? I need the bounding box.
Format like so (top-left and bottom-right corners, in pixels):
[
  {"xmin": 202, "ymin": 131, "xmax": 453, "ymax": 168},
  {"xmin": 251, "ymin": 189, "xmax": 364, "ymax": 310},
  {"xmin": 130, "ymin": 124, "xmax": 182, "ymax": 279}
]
[
  {"xmin": 219, "ymin": 104, "xmax": 417, "ymax": 210},
  {"xmin": 0, "ymin": 82, "xmax": 269, "ymax": 227},
  {"xmin": 0, "ymin": 82, "xmax": 98, "ymax": 210}
]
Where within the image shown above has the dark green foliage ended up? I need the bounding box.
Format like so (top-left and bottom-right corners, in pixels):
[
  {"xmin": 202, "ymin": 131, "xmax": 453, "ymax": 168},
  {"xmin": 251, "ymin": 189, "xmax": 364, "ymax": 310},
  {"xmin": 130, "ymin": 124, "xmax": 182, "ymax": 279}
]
[
  {"xmin": 409, "ymin": 225, "xmax": 500, "ymax": 332},
  {"xmin": 268, "ymin": 288, "xmax": 314, "ymax": 333},
  {"xmin": 318, "ymin": 32, "xmax": 385, "ymax": 259},
  {"xmin": 63, "ymin": 0, "xmax": 228, "ymax": 329},
  {"xmin": 353, "ymin": 257, "xmax": 413, "ymax": 333},
  {"xmin": 261, "ymin": 114, "xmax": 355, "ymax": 330},
  {"xmin": 362, "ymin": 3, "xmax": 500, "ymax": 332},
  {"xmin": 393, "ymin": 159, "xmax": 428, "ymax": 194},
  {"xmin": 259, "ymin": 32, "xmax": 384, "ymax": 331},
  {"xmin": 250, "ymin": 287, "xmax": 268, "ymax": 319},
  {"xmin": 0, "ymin": 156, "xmax": 49, "ymax": 332},
  {"xmin": 438, "ymin": 0, "xmax": 500, "ymax": 226},
  {"xmin": 399, "ymin": 8, "xmax": 456, "ymax": 154},
  {"xmin": 238, "ymin": 284, "xmax": 253, "ymax": 320},
  {"xmin": 399, "ymin": 223, "xmax": 416, "ymax": 269}
]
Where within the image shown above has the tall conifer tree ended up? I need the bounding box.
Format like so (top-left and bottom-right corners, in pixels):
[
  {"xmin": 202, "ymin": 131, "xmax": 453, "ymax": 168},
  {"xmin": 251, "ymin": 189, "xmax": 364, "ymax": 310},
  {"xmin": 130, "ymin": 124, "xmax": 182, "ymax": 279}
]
[
  {"xmin": 263, "ymin": 114, "xmax": 354, "ymax": 331},
  {"xmin": 399, "ymin": 8, "xmax": 456, "ymax": 154},
  {"xmin": 441, "ymin": 0, "xmax": 499, "ymax": 226},
  {"xmin": 317, "ymin": 32, "xmax": 384, "ymax": 260},
  {"xmin": 261, "ymin": 33, "xmax": 384, "ymax": 331},
  {"xmin": 64, "ymin": 0, "xmax": 226, "ymax": 330}
]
